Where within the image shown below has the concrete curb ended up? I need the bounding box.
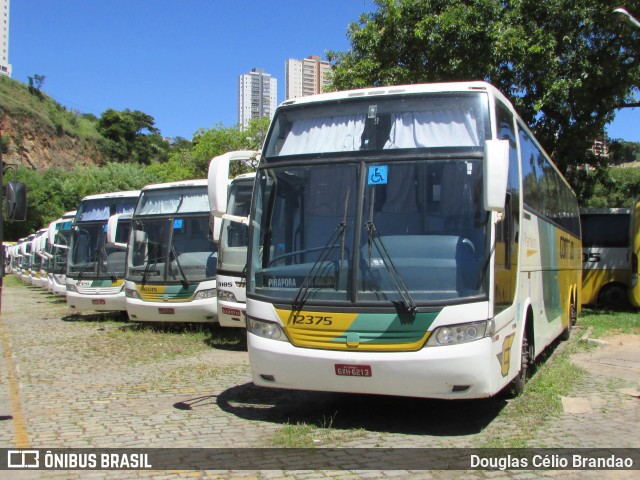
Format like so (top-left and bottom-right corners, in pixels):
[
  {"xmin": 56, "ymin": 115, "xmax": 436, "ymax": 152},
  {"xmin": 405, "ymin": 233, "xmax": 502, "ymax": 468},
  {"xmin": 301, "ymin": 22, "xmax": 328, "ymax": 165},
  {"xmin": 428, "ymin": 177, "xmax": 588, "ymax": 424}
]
[{"xmin": 579, "ymin": 326, "xmax": 610, "ymax": 347}]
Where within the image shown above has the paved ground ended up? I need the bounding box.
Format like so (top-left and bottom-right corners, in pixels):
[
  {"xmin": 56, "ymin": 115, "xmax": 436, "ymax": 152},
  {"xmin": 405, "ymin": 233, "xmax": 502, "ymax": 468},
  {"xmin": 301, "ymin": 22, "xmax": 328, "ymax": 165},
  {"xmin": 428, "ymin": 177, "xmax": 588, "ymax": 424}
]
[{"xmin": 0, "ymin": 282, "xmax": 639, "ymax": 479}]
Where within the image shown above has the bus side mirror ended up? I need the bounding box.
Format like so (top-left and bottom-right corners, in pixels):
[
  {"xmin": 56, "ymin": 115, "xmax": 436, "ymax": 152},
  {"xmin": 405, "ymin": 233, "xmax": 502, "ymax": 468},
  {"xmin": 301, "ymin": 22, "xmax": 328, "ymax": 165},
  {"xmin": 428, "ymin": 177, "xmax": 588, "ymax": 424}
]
[
  {"xmin": 208, "ymin": 150, "xmax": 257, "ymax": 242},
  {"xmin": 483, "ymin": 140, "xmax": 510, "ymax": 213},
  {"xmin": 106, "ymin": 213, "xmax": 131, "ymax": 249},
  {"xmin": 6, "ymin": 181, "xmax": 27, "ymax": 221}
]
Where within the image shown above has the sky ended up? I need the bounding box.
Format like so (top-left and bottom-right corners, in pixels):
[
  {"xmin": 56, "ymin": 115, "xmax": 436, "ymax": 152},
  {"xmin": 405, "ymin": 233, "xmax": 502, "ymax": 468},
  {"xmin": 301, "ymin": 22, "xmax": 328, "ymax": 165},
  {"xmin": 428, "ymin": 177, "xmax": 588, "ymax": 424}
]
[{"xmin": 7, "ymin": 0, "xmax": 640, "ymax": 142}]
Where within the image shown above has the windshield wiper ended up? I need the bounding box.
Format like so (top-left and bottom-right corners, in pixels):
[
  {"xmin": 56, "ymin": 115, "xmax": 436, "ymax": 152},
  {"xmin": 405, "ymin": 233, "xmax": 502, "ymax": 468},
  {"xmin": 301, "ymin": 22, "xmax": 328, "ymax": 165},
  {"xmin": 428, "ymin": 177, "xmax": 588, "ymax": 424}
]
[
  {"xmin": 292, "ymin": 188, "xmax": 350, "ymax": 310},
  {"xmin": 365, "ymin": 221, "xmax": 417, "ymax": 314},
  {"xmin": 170, "ymin": 245, "xmax": 190, "ymax": 289},
  {"xmin": 292, "ymin": 222, "xmax": 345, "ymax": 310},
  {"xmin": 99, "ymin": 246, "xmax": 118, "ymax": 282}
]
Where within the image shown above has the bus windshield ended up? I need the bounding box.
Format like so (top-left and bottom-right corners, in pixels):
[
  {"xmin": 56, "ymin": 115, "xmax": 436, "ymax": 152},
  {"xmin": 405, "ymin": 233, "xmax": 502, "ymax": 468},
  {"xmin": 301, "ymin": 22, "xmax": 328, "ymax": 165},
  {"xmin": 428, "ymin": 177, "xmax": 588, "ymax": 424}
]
[
  {"xmin": 217, "ymin": 177, "xmax": 253, "ymax": 275},
  {"xmin": 127, "ymin": 187, "xmax": 217, "ymax": 284},
  {"xmin": 68, "ymin": 224, "xmax": 128, "ymax": 279},
  {"xmin": 250, "ymin": 158, "xmax": 488, "ymax": 307}
]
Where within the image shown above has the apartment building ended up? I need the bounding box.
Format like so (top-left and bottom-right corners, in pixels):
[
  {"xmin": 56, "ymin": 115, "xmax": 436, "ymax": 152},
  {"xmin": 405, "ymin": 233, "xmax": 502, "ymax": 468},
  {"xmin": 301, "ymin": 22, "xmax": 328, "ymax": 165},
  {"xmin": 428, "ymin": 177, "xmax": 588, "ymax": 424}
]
[
  {"xmin": 285, "ymin": 55, "xmax": 332, "ymax": 100},
  {"xmin": 1, "ymin": 0, "xmax": 11, "ymax": 77},
  {"xmin": 238, "ymin": 68, "xmax": 277, "ymax": 130}
]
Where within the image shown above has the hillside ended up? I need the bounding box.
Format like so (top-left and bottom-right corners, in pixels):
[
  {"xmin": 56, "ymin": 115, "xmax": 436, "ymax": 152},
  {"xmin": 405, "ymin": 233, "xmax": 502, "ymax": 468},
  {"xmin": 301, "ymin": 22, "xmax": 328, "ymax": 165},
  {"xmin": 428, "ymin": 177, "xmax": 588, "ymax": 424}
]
[{"xmin": 0, "ymin": 76, "xmax": 104, "ymax": 170}]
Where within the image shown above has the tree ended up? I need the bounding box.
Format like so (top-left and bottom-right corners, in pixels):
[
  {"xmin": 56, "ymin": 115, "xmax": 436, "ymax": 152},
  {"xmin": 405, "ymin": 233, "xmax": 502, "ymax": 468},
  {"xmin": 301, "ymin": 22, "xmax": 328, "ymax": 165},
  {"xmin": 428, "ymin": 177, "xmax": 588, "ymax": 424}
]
[
  {"xmin": 327, "ymin": 0, "xmax": 640, "ymax": 184},
  {"xmin": 97, "ymin": 108, "xmax": 169, "ymax": 164},
  {"xmin": 27, "ymin": 74, "xmax": 46, "ymax": 97}
]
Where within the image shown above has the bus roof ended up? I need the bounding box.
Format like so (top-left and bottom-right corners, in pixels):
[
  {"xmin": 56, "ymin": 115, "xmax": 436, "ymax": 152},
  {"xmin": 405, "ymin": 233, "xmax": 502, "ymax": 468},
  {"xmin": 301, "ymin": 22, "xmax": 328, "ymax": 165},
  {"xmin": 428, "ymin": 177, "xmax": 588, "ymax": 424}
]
[
  {"xmin": 141, "ymin": 179, "xmax": 208, "ymax": 191},
  {"xmin": 277, "ymin": 81, "xmax": 512, "ymax": 110},
  {"xmin": 80, "ymin": 190, "xmax": 141, "ymax": 201}
]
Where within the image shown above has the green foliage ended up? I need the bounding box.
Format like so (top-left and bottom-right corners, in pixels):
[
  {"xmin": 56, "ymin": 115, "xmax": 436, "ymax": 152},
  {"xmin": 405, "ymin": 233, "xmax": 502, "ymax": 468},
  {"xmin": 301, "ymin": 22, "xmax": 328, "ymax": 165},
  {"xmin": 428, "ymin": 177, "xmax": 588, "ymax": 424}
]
[
  {"xmin": 583, "ymin": 166, "xmax": 640, "ymax": 207},
  {"xmin": 0, "ymin": 76, "xmax": 102, "ymax": 142},
  {"xmin": 189, "ymin": 117, "xmax": 270, "ymax": 178},
  {"xmin": 3, "ymin": 163, "xmax": 161, "ymax": 240},
  {"xmin": 609, "ymin": 139, "xmax": 640, "ymax": 165},
  {"xmin": 97, "ymin": 108, "xmax": 169, "ymax": 164},
  {"xmin": 328, "ymin": 0, "xmax": 640, "ymax": 179}
]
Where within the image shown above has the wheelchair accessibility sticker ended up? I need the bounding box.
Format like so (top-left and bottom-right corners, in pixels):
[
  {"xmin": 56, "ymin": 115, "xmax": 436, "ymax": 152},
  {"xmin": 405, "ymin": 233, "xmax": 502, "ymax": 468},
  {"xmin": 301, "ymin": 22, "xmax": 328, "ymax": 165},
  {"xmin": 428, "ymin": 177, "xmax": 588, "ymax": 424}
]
[{"xmin": 368, "ymin": 165, "xmax": 388, "ymax": 185}]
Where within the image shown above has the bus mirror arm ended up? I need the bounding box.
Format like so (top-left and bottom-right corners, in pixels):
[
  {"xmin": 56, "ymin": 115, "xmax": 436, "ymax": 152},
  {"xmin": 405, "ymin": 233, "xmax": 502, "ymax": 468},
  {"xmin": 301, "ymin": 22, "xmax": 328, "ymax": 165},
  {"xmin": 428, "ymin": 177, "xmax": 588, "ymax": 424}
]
[
  {"xmin": 483, "ymin": 139, "xmax": 510, "ymax": 213},
  {"xmin": 221, "ymin": 213, "xmax": 250, "ymax": 226}
]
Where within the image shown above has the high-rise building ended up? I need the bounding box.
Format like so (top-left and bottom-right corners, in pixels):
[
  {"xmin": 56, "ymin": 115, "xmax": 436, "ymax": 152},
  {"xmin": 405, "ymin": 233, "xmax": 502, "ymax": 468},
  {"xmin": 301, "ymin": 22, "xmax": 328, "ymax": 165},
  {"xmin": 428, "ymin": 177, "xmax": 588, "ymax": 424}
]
[
  {"xmin": 238, "ymin": 68, "xmax": 277, "ymax": 130},
  {"xmin": 0, "ymin": 0, "xmax": 11, "ymax": 77},
  {"xmin": 285, "ymin": 55, "xmax": 332, "ymax": 100}
]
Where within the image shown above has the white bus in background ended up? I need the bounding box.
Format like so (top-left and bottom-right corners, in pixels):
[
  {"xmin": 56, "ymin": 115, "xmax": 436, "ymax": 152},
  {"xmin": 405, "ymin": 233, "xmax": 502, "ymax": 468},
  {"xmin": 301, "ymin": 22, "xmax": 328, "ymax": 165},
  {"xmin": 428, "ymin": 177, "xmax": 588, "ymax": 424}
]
[
  {"xmin": 28, "ymin": 229, "xmax": 48, "ymax": 287},
  {"xmin": 19, "ymin": 233, "xmax": 36, "ymax": 283},
  {"xmin": 226, "ymin": 81, "xmax": 582, "ymax": 400},
  {"xmin": 208, "ymin": 150, "xmax": 258, "ymax": 327},
  {"xmin": 31, "ymin": 228, "xmax": 50, "ymax": 288},
  {"xmin": 627, "ymin": 198, "xmax": 640, "ymax": 308},
  {"xmin": 45, "ymin": 211, "xmax": 76, "ymax": 295},
  {"xmin": 66, "ymin": 191, "xmax": 140, "ymax": 314},
  {"xmin": 580, "ymin": 208, "xmax": 631, "ymax": 308},
  {"xmin": 124, "ymin": 179, "xmax": 219, "ymax": 323},
  {"xmin": 10, "ymin": 238, "xmax": 27, "ymax": 276}
]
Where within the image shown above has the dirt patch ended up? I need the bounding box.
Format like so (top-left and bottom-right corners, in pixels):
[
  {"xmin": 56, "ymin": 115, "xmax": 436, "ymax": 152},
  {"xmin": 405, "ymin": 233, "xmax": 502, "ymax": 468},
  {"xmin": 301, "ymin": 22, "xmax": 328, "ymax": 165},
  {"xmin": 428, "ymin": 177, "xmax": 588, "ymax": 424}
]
[{"xmin": 571, "ymin": 334, "xmax": 640, "ymax": 384}]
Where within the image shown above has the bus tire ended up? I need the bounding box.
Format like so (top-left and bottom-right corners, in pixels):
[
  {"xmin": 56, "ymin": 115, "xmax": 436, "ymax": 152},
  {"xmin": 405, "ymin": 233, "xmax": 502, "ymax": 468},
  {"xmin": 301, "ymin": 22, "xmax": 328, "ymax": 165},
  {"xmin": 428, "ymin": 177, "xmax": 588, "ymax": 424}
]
[
  {"xmin": 597, "ymin": 283, "xmax": 629, "ymax": 310},
  {"xmin": 560, "ymin": 298, "xmax": 576, "ymax": 341},
  {"xmin": 507, "ymin": 328, "xmax": 532, "ymax": 398}
]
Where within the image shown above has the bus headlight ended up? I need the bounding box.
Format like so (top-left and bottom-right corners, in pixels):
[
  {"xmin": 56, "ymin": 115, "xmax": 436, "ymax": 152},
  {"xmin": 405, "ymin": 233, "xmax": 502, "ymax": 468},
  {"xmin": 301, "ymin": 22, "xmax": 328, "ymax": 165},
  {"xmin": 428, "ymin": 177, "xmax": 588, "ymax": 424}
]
[
  {"xmin": 427, "ymin": 320, "xmax": 493, "ymax": 346},
  {"xmin": 66, "ymin": 284, "xmax": 78, "ymax": 293},
  {"xmin": 217, "ymin": 290, "xmax": 237, "ymax": 302},
  {"xmin": 194, "ymin": 288, "xmax": 217, "ymax": 300},
  {"xmin": 247, "ymin": 317, "xmax": 288, "ymax": 342},
  {"xmin": 125, "ymin": 288, "xmax": 141, "ymax": 299}
]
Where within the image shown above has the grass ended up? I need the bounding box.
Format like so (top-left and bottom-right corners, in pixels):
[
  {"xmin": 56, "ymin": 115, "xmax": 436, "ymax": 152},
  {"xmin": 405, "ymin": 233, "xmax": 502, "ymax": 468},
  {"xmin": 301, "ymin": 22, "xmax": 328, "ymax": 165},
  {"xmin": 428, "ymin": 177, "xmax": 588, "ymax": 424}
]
[
  {"xmin": 269, "ymin": 306, "xmax": 640, "ymax": 449},
  {"xmin": 476, "ymin": 336, "xmax": 585, "ymax": 448},
  {"xmin": 0, "ymin": 75, "xmax": 102, "ymax": 140},
  {"xmin": 578, "ymin": 307, "xmax": 640, "ymax": 338},
  {"xmin": 272, "ymin": 413, "xmax": 366, "ymax": 448},
  {"xmin": 2, "ymin": 275, "xmax": 27, "ymax": 287}
]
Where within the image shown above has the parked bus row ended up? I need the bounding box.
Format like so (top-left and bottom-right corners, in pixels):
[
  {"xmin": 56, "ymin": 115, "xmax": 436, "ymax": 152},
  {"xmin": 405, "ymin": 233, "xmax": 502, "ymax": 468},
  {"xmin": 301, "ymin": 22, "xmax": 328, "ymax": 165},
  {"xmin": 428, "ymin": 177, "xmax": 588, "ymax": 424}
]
[
  {"xmin": 3, "ymin": 81, "xmax": 639, "ymax": 401},
  {"xmin": 7, "ymin": 182, "xmax": 222, "ymax": 324}
]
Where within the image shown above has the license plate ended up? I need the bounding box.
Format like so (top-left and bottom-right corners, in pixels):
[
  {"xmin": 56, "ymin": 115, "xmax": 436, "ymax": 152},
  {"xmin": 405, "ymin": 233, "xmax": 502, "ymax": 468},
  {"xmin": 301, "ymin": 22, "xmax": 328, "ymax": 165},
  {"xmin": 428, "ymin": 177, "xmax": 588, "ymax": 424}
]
[
  {"xmin": 158, "ymin": 307, "xmax": 175, "ymax": 314},
  {"xmin": 222, "ymin": 306, "xmax": 242, "ymax": 317},
  {"xmin": 335, "ymin": 364, "xmax": 372, "ymax": 377},
  {"xmin": 92, "ymin": 299, "xmax": 106, "ymax": 305}
]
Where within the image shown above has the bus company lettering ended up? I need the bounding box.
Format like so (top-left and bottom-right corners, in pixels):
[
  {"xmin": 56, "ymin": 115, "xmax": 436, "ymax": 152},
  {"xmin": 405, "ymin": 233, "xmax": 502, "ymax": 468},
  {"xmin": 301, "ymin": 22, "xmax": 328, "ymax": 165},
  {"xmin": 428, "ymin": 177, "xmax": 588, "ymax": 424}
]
[
  {"xmin": 267, "ymin": 277, "xmax": 297, "ymax": 288},
  {"xmin": 140, "ymin": 286, "xmax": 159, "ymax": 293},
  {"xmin": 559, "ymin": 235, "xmax": 575, "ymax": 260}
]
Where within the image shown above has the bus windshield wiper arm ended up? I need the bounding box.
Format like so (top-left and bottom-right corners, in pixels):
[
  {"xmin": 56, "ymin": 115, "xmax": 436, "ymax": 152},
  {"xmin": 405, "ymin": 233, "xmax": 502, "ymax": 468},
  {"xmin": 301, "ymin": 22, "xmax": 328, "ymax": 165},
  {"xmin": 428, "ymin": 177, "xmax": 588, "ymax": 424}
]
[
  {"xmin": 99, "ymin": 246, "xmax": 118, "ymax": 282},
  {"xmin": 170, "ymin": 245, "xmax": 190, "ymax": 289},
  {"xmin": 292, "ymin": 222, "xmax": 345, "ymax": 310},
  {"xmin": 366, "ymin": 221, "xmax": 417, "ymax": 314}
]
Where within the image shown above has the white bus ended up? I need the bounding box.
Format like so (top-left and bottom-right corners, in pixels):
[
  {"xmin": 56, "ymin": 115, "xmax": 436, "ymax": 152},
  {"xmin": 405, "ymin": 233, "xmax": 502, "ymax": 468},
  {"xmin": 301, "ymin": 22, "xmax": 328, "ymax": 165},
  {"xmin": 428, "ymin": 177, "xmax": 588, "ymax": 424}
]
[
  {"xmin": 30, "ymin": 228, "xmax": 50, "ymax": 288},
  {"xmin": 45, "ymin": 211, "xmax": 76, "ymax": 295},
  {"xmin": 124, "ymin": 179, "xmax": 219, "ymax": 323},
  {"xmin": 66, "ymin": 191, "xmax": 140, "ymax": 313},
  {"xmin": 208, "ymin": 151, "xmax": 258, "ymax": 327},
  {"xmin": 18, "ymin": 233, "xmax": 35, "ymax": 283},
  {"xmin": 580, "ymin": 208, "xmax": 631, "ymax": 308},
  {"xmin": 628, "ymin": 198, "xmax": 640, "ymax": 308},
  {"xmin": 230, "ymin": 81, "xmax": 581, "ymax": 399}
]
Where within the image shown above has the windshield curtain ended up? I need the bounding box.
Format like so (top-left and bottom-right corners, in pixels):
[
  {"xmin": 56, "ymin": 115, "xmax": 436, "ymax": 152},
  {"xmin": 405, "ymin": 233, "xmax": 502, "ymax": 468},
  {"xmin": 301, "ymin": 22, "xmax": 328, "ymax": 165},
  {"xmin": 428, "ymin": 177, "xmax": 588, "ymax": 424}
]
[
  {"xmin": 264, "ymin": 93, "xmax": 487, "ymax": 158},
  {"xmin": 127, "ymin": 215, "xmax": 217, "ymax": 283},
  {"xmin": 76, "ymin": 198, "xmax": 137, "ymax": 222},
  {"xmin": 136, "ymin": 187, "xmax": 209, "ymax": 215},
  {"xmin": 218, "ymin": 180, "xmax": 254, "ymax": 274},
  {"xmin": 249, "ymin": 158, "xmax": 488, "ymax": 306}
]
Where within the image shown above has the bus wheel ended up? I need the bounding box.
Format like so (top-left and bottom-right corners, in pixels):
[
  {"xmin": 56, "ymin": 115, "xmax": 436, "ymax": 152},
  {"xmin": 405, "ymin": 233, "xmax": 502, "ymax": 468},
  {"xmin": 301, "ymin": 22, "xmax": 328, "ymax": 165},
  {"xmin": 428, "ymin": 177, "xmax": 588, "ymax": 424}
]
[
  {"xmin": 560, "ymin": 301, "xmax": 575, "ymax": 341},
  {"xmin": 597, "ymin": 283, "xmax": 629, "ymax": 310},
  {"xmin": 507, "ymin": 330, "xmax": 531, "ymax": 397}
]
